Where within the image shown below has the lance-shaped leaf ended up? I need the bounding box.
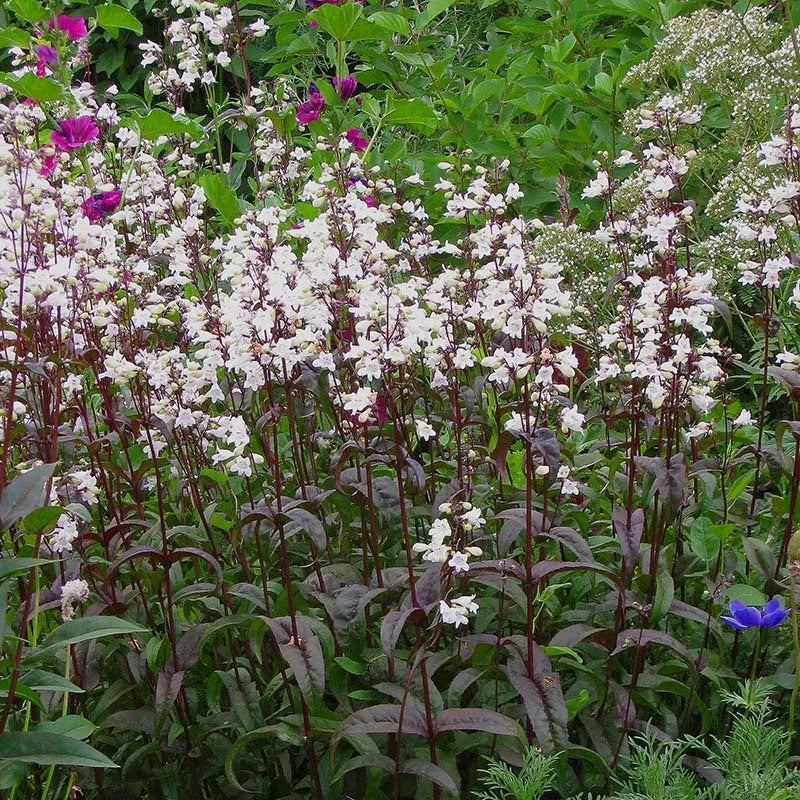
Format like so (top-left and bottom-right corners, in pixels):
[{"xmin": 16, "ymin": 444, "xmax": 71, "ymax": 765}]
[
  {"xmin": 400, "ymin": 759, "xmax": 460, "ymax": 795},
  {"xmin": 333, "ymin": 704, "xmax": 429, "ymax": 748},
  {"xmin": 612, "ymin": 507, "xmax": 644, "ymax": 580},
  {"xmin": 264, "ymin": 616, "xmax": 325, "ymax": 696},
  {"xmin": 37, "ymin": 616, "xmax": 147, "ymax": 654},
  {"xmin": 635, "ymin": 454, "xmax": 687, "ymax": 520},
  {"xmin": 434, "ymin": 708, "xmax": 522, "ymax": 739},
  {"xmin": 0, "ymin": 731, "xmax": 117, "ymax": 768},
  {"xmin": 505, "ymin": 669, "xmax": 568, "ymax": 753},
  {"xmin": 612, "ymin": 628, "xmax": 695, "ymax": 673}
]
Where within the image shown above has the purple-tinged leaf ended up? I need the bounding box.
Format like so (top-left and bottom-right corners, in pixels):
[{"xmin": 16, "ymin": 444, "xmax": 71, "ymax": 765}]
[
  {"xmin": 505, "ymin": 670, "xmax": 568, "ymax": 752},
  {"xmin": 612, "ymin": 628, "xmax": 695, "ymax": 672},
  {"xmin": 333, "ymin": 704, "xmax": 429, "ymax": 747},
  {"xmin": 105, "ymin": 546, "xmax": 170, "ymax": 585},
  {"xmin": 170, "ymin": 547, "xmax": 223, "ymax": 583},
  {"xmin": 264, "ymin": 616, "xmax": 325, "ymax": 696},
  {"xmin": 611, "ymin": 507, "xmax": 644, "ymax": 580},
  {"xmin": 381, "ymin": 607, "xmax": 426, "ymax": 656},
  {"xmin": 635, "ymin": 454, "xmax": 687, "ymax": 520},
  {"xmin": 332, "ymin": 753, "xmax": 397, "ymax": 785},
  {"xmin": 155, "ymin": 670, "xmax": 184, "ymax": 732},
  {"xmin": 434, "ymin": 708, "xmax": 522, "ymax": 739},
  {"xmin": 282, "ymin": 507, "xmax": 326, "ymax": 550},
  {"xmin": 400, "ymin": 758, "xmax": 460, "ymax": 794}
]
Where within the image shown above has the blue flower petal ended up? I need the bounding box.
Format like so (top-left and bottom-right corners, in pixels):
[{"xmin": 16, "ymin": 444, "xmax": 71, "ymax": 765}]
[
  {"xmin": 732, "ymin": 604, "xmax": 761, "ymax": 628},
  {"xmin": 762, "ymin": 598, "xmax": 781, "ymax": 616},
  {"xmin": 721, "ymin": 615, "xmax": 749, "ymax": 630},
  {"xmin": 760, "ymin": 608, "xmax": 790, "ymax": 628}
]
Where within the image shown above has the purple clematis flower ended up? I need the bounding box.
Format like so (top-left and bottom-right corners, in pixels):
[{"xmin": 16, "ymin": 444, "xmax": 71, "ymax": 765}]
[
  {"xmin": 35, "ymin": 45, "xmax": 58, "ymax": 76},
  {"xmin": 721, "ymin": 598, "xmax": 790, "ymax": 630},
  {"xmin": 81, "ymin": 189, "xmax": 123, "ymax": 222},
  {"xmin": 333, "ymin": 75, "xmax": 357, "ymax": 100},
  {"xmin": 50, "ymin": 116, "xmax": 99, "ymax": 152},
  {"xmin": 48, "ymin": 14, "xmax": 88, "ymax": 41},
  {"xmin": 296, "ymin": 87, "xmax": 324, "ymax": 124}
]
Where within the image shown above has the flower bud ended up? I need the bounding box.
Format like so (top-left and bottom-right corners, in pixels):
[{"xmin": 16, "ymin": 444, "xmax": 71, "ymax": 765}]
[{"xmin": 788, "ymin": 528, "xmax": 800, "ymax": 563}]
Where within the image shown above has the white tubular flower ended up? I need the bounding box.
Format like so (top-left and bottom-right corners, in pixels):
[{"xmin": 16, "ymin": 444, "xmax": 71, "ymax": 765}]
[
  {"xmin": 61, "ymin": 579, "xmax": 89, "ymax": 622},
  {"xmin": 439, "ymin": 595, "xmax": 479, "ymax": 627}
]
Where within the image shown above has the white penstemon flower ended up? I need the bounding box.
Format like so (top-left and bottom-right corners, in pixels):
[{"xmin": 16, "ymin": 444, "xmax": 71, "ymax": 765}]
[
  {"xmin": 439, "ymin": 595, "xmax": 479, "ymax": 627},
  {"xmin": 61, "ymin": 579, "xmax": 89, "ymax": 622}
]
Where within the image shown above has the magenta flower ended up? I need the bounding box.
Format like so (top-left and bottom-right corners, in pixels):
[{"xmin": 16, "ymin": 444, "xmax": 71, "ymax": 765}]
[
  {"xmin": 38, "ymin": 151, "xmax": 58, "ymax": 177},
  {"xmin": 50, "ymin": 116, "xmax": 99, "ymax": 152},
  {"xmin": 81, "ymin": 189, "xmax": 123, "ymax": 222},
  {"xmin": 296, "ymin": 88, "xmax": 324, "ymax": 124},
  {"xmin": 35, "ymin": 45, "xmax": 58, "ymax": 77},
  {"xmin": 333, "ymin": 75, "xmax": 357, "ymax": 100},
  {"xmin": 48, "ymin": 14, "xmax": 88, "ymax": 41},
  {"xmin": 346, "ymin": 127, "xmax": 368, "ymax": 152}
]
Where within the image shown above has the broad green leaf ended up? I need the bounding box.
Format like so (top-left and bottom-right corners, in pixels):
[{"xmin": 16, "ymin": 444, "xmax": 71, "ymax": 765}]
[
  {"xmin": 689, "ymin": 517, "xmax": 719, "ymax": 562},
  {"xmin": 38, "ymin": 616, "xmax": 147, "ymax": 653},
  {"xmin": 19, "ymin": 669, "xmax": 84, "ymax": 693},
  {"xmin": 0, "ymin": 463, "xmax": 57, "ymax": 530},
  {"xmin": 725, "ymin": 584, "xmax": 766, "ymax": 607},
  {"xmin": 123, "ymin": 108, "xmax": 204, "ymax": 140},
  {"xmin": 0, "ymin": 731, "xmax": 117, "ymax": 768},
  {"xmin": 36, "ymin": 715, "xmax": 97, "ymax": 739},
  {"xmin": 309, "ymin": 4, "xmax": 379, "ymax": 41},
  {"xmin": 0, "ymin": 26, "xmax": 30, "ymax": 48},
  {"xmin": 416, "ymin": 0, "xmax": 457, "ymax": 31},
  {"xmin": 95, "ymin": 3, "xmax": 143, "ymax": 35},
  {"xmin": 369, "ymin": 11, "xmax": 410, "ymax": 36},
  {"xmin": 7, "ymin": 0, "xmax": 46, "ymax": 24},
  {"xmin": 594, "ymin": 71, "xmax": 614, "ymax": 94},
  {"xmin": 199, "ymin": 172, "xmax": 242, "ymax": 226},
  {"xmin": 383, "ymin": 98, "xmax": 438, "ymax": 132},
  {"xmin": 22, "ymin": 506, "xmax": 63, "ymax": 533}
]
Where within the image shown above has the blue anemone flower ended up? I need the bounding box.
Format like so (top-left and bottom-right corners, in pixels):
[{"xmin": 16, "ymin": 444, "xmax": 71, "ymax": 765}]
[{"xmin": 721, "ymin": 598, "xmax": 790, "ymax": 630}]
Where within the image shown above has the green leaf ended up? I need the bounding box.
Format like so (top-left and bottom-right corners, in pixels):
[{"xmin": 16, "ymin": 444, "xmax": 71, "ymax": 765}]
[
  {"xmin": 7, "ymin": 0, "xmax": 47, "ymax": 24},
  {"xmin": 725, "ymin": 584, "xmax": 766, "ymax": 607},
  {"xmin": 369, "ymin": 11, "xmax": 410, "ymax": 36},
  {"xmin": 383, "ymin": 98, "xmax": 438, "ymax": 132},
  {"xmin": 22, "ymin": 506, "xmax": 63, "ymax": 533},
  {"xmin": 19, "ymin": 669, "xmax": 84, "ymax": 693},
  {"xmin": 0, "ymin": 731, "xmax": 117, "ymax": 768},
  {"xmin": 416, "ymin": 0, "xmax": 457, "ymax": 31},
  {"xmin": 309, "ymin": 4, "xmax": 379, "ymax": 41},
  {"xmin": 0, "ymin": 26, "xmax": 30, "ymax": 48},
  {"xmin": 688, "ymin": 517, "xmax": 720, "ymax": 562},
  {"xmin": 38, "ymin": 616, "xmax": 147, "ymax": 653},
  {"xmin": 0, "ymin": 463, "xmax": 57, "ymax": 530},
  {"xmin": 199, "ymin": 172, "xmax": 242, "ymax": 226},
  {"xmin": 36, "ymin": 715, "xmax": 97, "ymax": 739},
  {"xmin": 334, "ymin": 656, "xmax": 364, "ymax": 675},
  {"xmin": 123, "ymin": 108, "xmax": 204, "ymax": 140},
  {"xmin": 0, "ymin": 557, "xmax": 51, "ymax": 583},
  {"xmin": 95, "ymin": 3, "xmax": 143, "ymax": 35},
  {"xmin": 594, "ymin": 71, "xmax": 614, "ymax": 95}
]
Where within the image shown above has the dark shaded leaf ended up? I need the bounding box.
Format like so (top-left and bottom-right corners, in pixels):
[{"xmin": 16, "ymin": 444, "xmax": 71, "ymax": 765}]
[
  {"xmin": 434, "ymin": 708, "xmax": 522, "ymax": 738},
  {"xmin": 334, "ymin": 704, "xmax": 429, "ymax": 746},
  {"xmin": 0, "ymin": 731, "xmax": 117, "ymax": 768},
  {"xmin": 0, "ymin": 463, "xmax": 57, "ymax": 531},
  {"xmin": 611, "ymin": 506, "xmax": 644, "ymax": 579},
  {"xmin": 400, "ymin": 758, "xmax": 459, "ymax": 794},
  {"xmin": 505, "ymin": 670, "xmax": 568, "ymax": 752}
]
